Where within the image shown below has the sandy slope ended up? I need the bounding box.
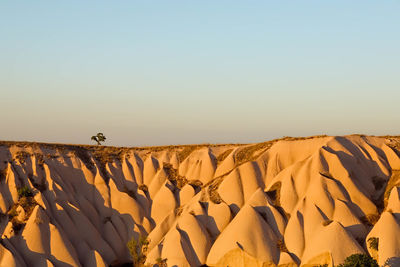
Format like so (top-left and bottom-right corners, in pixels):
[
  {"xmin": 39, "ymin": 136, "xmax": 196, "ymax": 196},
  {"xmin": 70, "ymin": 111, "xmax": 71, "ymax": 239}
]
[{"xmin": 0, "ymin": 135, "xmax": 399, "ymax": 266}]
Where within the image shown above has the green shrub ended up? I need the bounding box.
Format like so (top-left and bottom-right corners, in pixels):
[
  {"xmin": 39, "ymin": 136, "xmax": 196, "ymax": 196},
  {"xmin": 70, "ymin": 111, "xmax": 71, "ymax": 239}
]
[
  {"xmin": 368, "ymin": 237, "xmax": 379, "ymax": 250},
  {"xmin": 127, "ymin": 234, "xmax": 149, "ymax": 266},
  {"xmin": 17, "ymin": 186, "xmax": 34, "ymax": 198},
  {"xmin": 337, "ymin": 253, "xmax": 378, "ymax": 267}
]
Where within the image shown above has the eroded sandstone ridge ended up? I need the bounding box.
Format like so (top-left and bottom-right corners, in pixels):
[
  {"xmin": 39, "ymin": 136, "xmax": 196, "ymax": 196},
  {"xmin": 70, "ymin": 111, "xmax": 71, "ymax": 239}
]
[{"xmin": 0, "ymin": 135, "xmax": 400, "ymax": 266}]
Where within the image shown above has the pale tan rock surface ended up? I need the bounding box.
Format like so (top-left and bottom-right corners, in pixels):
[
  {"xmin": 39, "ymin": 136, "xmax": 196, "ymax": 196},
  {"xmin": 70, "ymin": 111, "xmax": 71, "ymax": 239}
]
[{"xmin": 0, "ymin": 135, "xmax": 399, "ymax": 266}]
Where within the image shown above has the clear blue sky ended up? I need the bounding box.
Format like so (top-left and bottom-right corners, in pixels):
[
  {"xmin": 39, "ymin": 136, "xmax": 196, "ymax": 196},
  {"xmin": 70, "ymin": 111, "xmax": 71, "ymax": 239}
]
[{"xmin": 1, "ymin": 1, "xmax": 399, "ymax": 146}]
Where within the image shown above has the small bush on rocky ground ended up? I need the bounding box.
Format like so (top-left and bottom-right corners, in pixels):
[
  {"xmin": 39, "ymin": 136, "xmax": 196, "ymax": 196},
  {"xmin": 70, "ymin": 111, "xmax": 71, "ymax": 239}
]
[
  {"xmin": 368, "ymin": 237, "xmax": 379, "ymax": 251},
  {"xmin": 7, "ymin": 186, "xmax": 38, "ymax": 234},
  {"xmin": 127, "ymin": 235, "xmax": 150, "ymax": 267},
  {"xmin": 17, "ymin": 186, "xmax": 34, "ymax": 198},
  {"xmin": 163, "ymin": 163, "xmax": 187, "ymax": 189},
  {"xmin": 337, "ymin": 253, "xmax": 378, "ymax": 267}
]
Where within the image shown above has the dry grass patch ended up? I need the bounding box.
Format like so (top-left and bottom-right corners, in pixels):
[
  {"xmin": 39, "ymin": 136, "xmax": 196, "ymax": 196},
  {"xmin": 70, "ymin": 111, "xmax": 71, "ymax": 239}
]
[
  {"xmin": 177, "ymin": 146, "xmax": 198, "ymax": 163},
  {"xmin": 92, "ymin": 149, "xmax": 118, "ymax": 164},
  {"xmin": 216, "ymin": 148, "xmax": 233, "ymax": 163},
  {"xmin": 91, "ymin": 147, "xmax": 128, "ymax": 181},
  {"xmin": 231, "ymin": 135, "xmax": 327, "ymax": 166},
  {"xmin": 280, "ymin": 135, "xmax": 328, "ymax": 141},
  {"xmin": 234, "ymin": 142, "xmax": 273, "ymax": 166}
]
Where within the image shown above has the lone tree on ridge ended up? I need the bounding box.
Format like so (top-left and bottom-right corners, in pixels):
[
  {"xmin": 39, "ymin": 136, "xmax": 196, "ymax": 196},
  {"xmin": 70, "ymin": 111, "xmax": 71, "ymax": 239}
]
[{"xmin": 91, "ymin": 133, "xmax": 106, "ymax": 145}]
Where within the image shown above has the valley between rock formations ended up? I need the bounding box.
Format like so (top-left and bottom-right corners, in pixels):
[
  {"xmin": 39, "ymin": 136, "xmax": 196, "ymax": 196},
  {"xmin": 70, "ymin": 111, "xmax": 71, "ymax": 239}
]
[{"xmin": 0, "ymin": 135, "xmax": 400, "ymax": 266}]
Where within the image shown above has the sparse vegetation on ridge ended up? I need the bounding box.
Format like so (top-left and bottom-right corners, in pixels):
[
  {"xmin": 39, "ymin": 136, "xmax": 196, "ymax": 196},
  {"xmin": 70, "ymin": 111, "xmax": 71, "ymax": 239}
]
[
  {"xmin": 177, "ymin": 146, "xmax": 197, "ymax": 163},
  {"xmin": 232, "ymin": 135, "xmax": 329, "ymax": 167},
  {"xmin": 216, "ymin": 148, "xmax": 233, "ymax": 163}
]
